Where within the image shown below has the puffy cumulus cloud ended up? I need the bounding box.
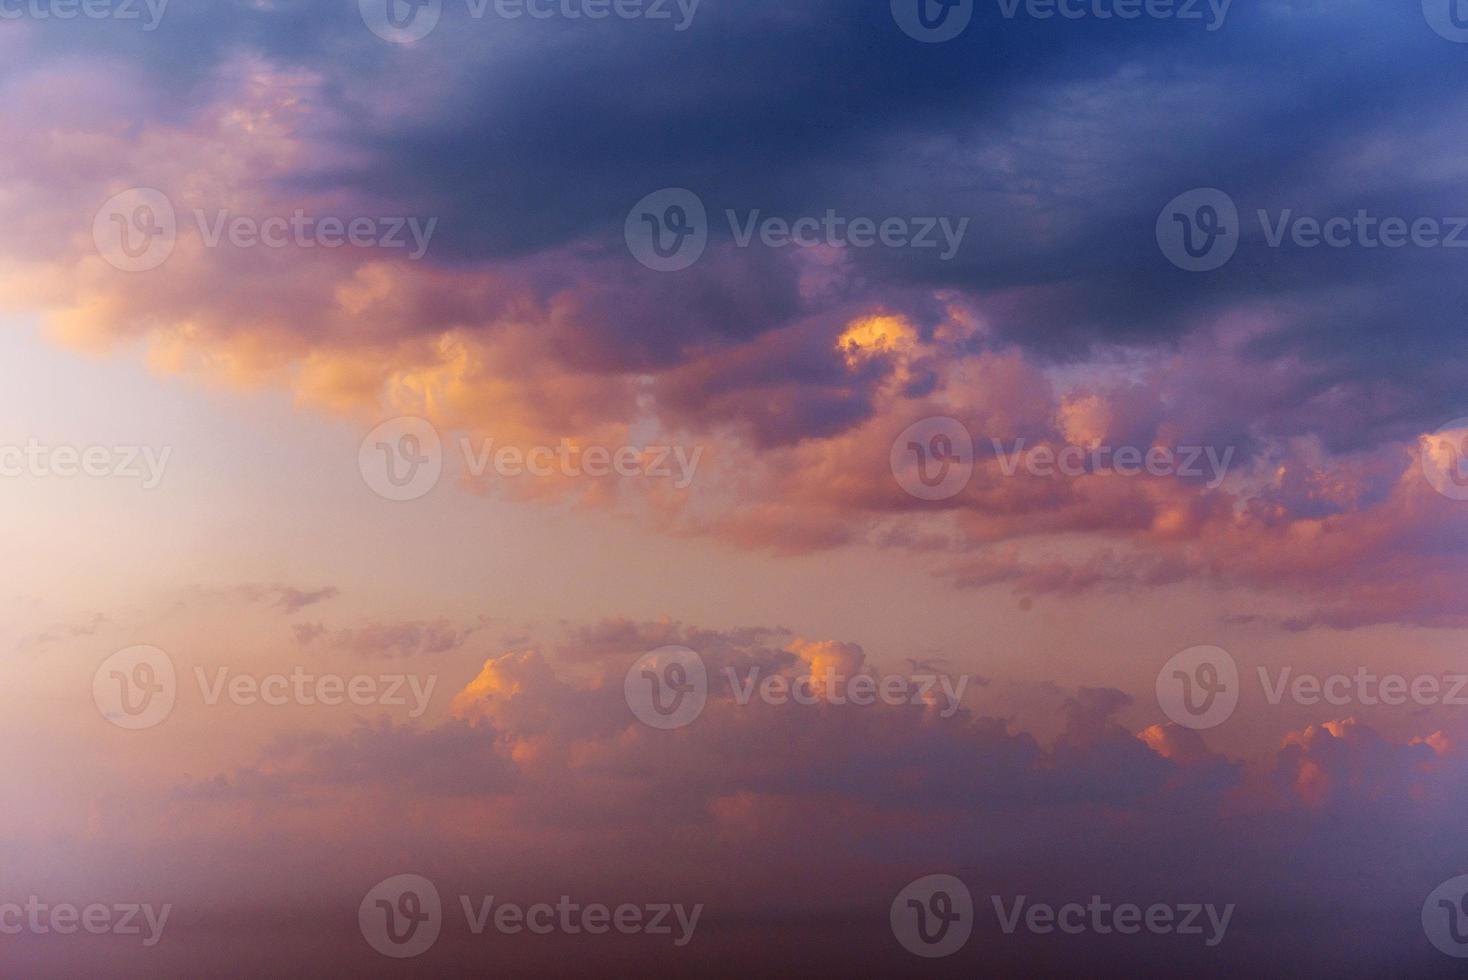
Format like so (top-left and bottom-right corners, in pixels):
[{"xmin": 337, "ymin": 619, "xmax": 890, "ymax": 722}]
[
  {"xmin": 787, "ymin": 638, "xmax": 866, "ymax": 695},
  {"xmin": 138, "ymin": 622, "xmax": 1468, "ymax": 974},
  {"xmin": 1270, "ymin": 717, "xmax": 1448, "ymax": 809},
  {"xmin": 0, "ymin": 599, "xmax": 1435, "ymax": 956},
  {"xmin": 918, "ymin": 427, "xmax": 1468, "ymax": 630},
  {"xmin": 294, "ymin": 617, "xmax": 482, "ymax": 658},
  {"xmin": 645, "ymin": 316, "xmax": 1468, "ymax": 627},
  {"xmin": 1138, "ymin": 722, "xmax": 1218, "ymax": 768},
  {"xmin": 447, "ymin": 648, "xmax": 630, "ymax": 749},
  {"xmin": 182, "ymin": 625, "xmax": 1224, "ymax": 834},
  {"xmin": 9, "ymin": 12, "xmax": 1468, "ymax": 631}
]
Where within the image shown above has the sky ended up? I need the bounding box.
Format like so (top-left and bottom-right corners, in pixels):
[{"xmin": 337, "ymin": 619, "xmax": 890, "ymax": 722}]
[{"xmin": 4, "ymin": 0, "xmax": 1468, "ymax": 975}]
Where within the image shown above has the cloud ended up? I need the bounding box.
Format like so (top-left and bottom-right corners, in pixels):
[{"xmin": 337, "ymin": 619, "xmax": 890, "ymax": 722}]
[
  {"xmin": 6, "ymin": 1, "xmax": 1468, "ymax": 633},
  {"xmin": 235, "ymin": 583, "xmax": 340, "ymax": 615},
  {"xmin": 295, "ymin": 617, "xmax": 481, "ymax": 659},
  {"xmin": 151, "ymin": 626, "xmax": 1467, "ymax": 971}
]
